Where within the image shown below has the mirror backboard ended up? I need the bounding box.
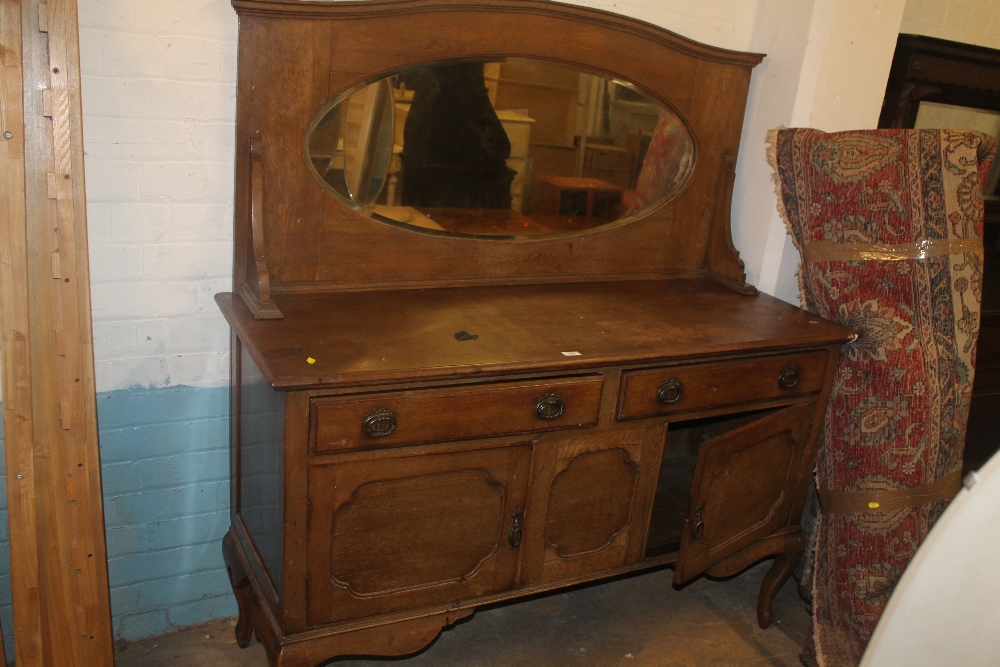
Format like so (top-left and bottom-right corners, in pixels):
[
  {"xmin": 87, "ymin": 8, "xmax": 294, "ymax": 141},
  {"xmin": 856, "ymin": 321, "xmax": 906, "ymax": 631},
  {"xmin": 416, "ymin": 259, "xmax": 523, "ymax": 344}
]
[
  {"xmin": 306, "ymin": 58, "xmax": 695, "ymax": 238},
  {"xmin": 231, "ymin": 0, "xmax": 764, "ymax": 301}
]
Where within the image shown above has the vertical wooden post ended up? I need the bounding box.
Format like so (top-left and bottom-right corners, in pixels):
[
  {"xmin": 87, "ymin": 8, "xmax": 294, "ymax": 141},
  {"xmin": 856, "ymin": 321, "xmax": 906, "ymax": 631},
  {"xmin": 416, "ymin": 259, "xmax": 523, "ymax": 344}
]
[
  {"xmin": 0, "ymin": 0, "xmax": 115, "ymax": 664},
  {"xmin": 0, "ymin": 1, "xmax": 45, "ymax": 664}
]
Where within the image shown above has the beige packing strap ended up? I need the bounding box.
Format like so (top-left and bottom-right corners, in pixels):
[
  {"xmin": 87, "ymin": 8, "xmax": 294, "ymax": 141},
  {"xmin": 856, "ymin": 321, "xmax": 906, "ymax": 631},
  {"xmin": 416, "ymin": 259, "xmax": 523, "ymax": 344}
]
[
  {"xmin": 801, "ymin": 238, "xmax": 982, "ymax": 263},
  {"xmin": 818, "ymin": 469, "xmax": 963, "ymax": 514}
]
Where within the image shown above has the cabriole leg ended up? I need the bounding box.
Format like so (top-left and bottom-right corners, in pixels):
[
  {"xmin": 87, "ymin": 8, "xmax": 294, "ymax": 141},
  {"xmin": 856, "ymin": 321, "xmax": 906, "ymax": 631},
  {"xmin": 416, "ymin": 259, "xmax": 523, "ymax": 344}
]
[
  {"xmin": 222, "ymin": 529, "xmax": 256, "ymax": 648},
  {"xmin": 756, "ymin": 545, "xmax": 804, "ymax": 629}
]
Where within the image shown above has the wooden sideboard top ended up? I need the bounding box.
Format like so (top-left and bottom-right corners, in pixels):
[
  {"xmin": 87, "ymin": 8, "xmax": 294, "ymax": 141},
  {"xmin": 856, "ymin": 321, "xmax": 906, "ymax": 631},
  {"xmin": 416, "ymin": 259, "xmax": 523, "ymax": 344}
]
[{"xmin": 217, "ymin": 279, "xmax": 854, "ymax": 390}]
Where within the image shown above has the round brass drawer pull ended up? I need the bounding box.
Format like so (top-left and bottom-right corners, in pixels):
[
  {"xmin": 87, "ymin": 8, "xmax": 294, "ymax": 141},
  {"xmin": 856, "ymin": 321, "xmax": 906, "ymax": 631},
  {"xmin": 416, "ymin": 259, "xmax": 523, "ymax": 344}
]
[
  {"xmin": 778, "ymin": 365, "xmax": 801, "ymax": 390},
  {"xmin": 656, "ymin": 379, "xmax": 683, "ymax": 405},
  {"xmin": 535, "ymin": 393, "xmax": 565, "ymax": 421},
  {"xmin": 362, "ymin": 407, "xmax": 397, "ymax": 438}
]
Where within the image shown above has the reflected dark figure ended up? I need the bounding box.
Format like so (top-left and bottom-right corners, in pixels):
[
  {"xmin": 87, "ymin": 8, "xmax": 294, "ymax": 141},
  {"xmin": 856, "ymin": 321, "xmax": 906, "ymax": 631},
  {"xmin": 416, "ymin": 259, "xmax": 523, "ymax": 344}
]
[{"xmin": 401, "ymin": 62, "xmax": 515, "ymax": 209}]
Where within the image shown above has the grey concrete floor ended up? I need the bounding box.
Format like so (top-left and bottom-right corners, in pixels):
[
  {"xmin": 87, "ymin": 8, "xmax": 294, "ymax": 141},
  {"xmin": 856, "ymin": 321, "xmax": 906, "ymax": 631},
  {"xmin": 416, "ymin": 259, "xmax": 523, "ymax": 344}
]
[{"xmin": 115, "ymin": 563, "xmax": 810, "ymax": 666}]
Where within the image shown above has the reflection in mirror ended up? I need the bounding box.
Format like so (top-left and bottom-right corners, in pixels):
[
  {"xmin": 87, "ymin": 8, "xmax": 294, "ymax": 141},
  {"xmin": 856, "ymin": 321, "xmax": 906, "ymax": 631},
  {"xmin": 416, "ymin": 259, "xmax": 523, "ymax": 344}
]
[
  {"xmin": 306, "ymin": 58, "xmax": 695, "ymax": 238},
  {"xmin": 915, "ymin": 101, "xmax": 1000, "ymax": 197},
  {"xmin": 309, "ymin": 80, "xmax": 396, "ymax": 205},
  {"xmin": 343, "ymin": 80, "xmax": 395, "ymax": 204}
]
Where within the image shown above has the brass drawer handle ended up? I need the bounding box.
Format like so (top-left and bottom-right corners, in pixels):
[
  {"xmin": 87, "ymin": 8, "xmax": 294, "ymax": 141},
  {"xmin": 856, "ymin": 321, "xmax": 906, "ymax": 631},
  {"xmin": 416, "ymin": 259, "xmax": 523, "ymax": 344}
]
[
  {"xmin": 778, "ymin": 365, "xmax": 801, "ymax": 390},
  {"xmin": 509, "ymin": 509, "xmax": 524, "ymax": 549},
  {"xmin": 535, "ymin": 393, "xmax": 565, "ymax": 421},
  {"xmin": 362, "ymin": 407, "xmax": 397, "ymax": 439},
  {"xmin": 656, "ymin": 379, "xmax": 683, "ymax": 404}
]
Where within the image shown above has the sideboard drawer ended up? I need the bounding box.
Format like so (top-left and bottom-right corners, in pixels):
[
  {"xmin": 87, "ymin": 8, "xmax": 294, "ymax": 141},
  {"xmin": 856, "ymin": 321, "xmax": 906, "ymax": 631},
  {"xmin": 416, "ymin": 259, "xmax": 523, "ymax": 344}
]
[
  {"xmin": 618, "ymin": 352, "xmax": 828, "ymax": 420},
  {"xmin": 313, "ymin": 376, "xmax": 604, "ymax": 453}
]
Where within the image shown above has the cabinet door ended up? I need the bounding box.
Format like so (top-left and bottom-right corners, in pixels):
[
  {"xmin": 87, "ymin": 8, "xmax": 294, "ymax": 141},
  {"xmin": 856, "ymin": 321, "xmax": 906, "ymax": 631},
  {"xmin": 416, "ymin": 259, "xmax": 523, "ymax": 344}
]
[
  {"xmin": 522, "ymin": 423, "xmax": 666, "ymax": 585},
  {"xmin": 673, "ymin": 403, "xmax": 814, "ymax": 584},
  {"xmin": 306, "ymin": 443, "xmax": 530, "ymax": 626}
]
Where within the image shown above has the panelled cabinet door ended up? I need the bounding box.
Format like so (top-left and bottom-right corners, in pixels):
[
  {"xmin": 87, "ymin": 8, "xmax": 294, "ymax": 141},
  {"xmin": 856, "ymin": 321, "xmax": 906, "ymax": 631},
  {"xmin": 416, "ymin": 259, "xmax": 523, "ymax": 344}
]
[
  {"xmin": 521, "ymin": 423, "xmax": 666, "ymax": 585},
  {"xmin": 306, "ymin": 442, "xmax": 531, "ymax": 626},
  {"xmin": 673, "ymin": 403, "xmax": 815, "ymax": 584}
]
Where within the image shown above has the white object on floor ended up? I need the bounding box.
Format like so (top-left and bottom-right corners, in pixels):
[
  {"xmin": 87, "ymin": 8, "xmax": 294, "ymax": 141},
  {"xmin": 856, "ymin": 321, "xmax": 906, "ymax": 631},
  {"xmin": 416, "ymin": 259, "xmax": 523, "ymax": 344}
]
[{"xmin": 861, "ymin": 449, "xmax": 1000, "ymax": 666}]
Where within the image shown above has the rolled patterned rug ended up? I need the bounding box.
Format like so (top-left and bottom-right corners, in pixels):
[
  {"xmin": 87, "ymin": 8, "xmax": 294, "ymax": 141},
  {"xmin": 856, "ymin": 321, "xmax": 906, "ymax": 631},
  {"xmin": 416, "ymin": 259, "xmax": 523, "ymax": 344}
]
[{"xmin": 767, "ymin": 128, "xmax": 996, "ymax": 666}]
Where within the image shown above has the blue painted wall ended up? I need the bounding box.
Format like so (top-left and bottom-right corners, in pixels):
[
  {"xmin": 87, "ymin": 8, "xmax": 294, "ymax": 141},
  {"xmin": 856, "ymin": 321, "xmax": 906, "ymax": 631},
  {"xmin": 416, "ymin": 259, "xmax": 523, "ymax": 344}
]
[{"xmin": 0, "ymin": 384, "xmax": 237, "ymax": 662}]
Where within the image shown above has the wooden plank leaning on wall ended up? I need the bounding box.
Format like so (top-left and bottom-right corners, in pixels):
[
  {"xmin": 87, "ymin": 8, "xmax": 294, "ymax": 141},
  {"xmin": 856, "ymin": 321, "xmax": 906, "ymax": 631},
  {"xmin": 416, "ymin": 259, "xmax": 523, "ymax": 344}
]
[{"xmin": 0, "ymin": 0, "xmax": 114, "ymax": 664}]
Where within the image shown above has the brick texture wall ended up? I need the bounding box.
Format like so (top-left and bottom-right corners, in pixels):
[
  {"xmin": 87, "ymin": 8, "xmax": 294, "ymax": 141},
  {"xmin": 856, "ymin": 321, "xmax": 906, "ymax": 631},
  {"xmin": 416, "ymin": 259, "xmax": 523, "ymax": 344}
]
[
  {"xmin": 99, "ymin": 386, "xmax": 234, "ymax": 640},
  {"xmin": 81, "ymin": 0, "xmax": 236, "ymax": 393}
]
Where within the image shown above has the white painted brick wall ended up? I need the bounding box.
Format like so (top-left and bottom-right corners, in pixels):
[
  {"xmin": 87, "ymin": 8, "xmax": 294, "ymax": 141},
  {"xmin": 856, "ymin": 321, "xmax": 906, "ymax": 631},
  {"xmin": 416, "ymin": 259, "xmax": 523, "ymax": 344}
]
[
  {"xmin": 901, "ymin": 0, "xmax": 1000, "ymax": 49},
  {"xmin": 79, "ymin": 0, "xmax": 760, "ymax": 393},
  {"xmin": 80, "ymin": 0, "xmax": 237, "ymax": 392}
]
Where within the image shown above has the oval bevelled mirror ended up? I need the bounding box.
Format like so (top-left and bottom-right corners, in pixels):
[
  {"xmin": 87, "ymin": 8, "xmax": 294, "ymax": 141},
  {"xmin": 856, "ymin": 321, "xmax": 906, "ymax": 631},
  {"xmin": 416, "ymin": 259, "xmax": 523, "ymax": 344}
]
[{"xmin": 306, "ymin": 57, "xmax": 695, "ymax": 238}]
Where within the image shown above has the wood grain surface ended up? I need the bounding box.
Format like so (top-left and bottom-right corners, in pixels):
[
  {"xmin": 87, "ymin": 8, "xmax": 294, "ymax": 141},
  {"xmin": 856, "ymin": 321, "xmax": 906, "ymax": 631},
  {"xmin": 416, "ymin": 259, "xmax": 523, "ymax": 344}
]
[
  {"xmin": 218, "ymin": 278, "xmax": 852, "ymax": 389},
  {"xmin": 0, "ymin": 0, "xmax": 114, "ymax": 663},
  {"xmin": 229, "ymin": 0, "xmax": 763, "ymax": 305}
]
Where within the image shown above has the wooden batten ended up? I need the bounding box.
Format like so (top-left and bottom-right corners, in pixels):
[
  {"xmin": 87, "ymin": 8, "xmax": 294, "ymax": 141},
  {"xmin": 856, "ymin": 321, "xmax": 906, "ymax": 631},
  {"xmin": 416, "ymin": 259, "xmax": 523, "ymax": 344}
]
[{"xmin": 0, "ymin": 0, "xmax": 114, "ymax": 664}]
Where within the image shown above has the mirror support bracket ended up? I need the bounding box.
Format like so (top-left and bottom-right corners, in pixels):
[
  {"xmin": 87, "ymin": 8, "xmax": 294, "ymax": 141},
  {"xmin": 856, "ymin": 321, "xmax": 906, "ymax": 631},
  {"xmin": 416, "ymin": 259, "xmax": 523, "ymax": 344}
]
[
  {"xmin": 706, "ymin": 153, "xmax": 756, "ymax": 296},
  {"xmin": 240, "ymin": 132, "xmax": 283, "ymax": 320}
]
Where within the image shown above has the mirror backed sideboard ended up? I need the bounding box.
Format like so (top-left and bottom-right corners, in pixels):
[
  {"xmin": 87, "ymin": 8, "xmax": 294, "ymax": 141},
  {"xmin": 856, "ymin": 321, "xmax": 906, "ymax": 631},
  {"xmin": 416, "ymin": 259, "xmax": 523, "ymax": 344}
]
[{"xmin": 216, "ymin": 1, "xmax": 854, "ymax": 665}]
